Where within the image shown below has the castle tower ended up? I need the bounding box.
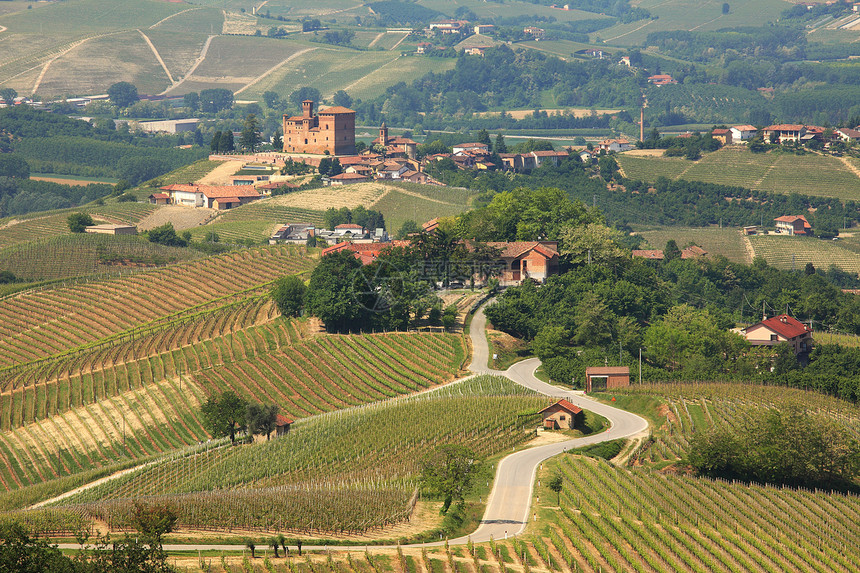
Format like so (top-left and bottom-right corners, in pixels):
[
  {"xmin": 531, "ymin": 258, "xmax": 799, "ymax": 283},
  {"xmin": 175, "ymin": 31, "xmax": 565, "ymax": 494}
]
[
  {"xmin": 379, "ymin": 122, "xmax": 389, "ymax": 144},
  {"xmin": 302, "ymin": 100, "xmax": 314, "ymax": 119}
]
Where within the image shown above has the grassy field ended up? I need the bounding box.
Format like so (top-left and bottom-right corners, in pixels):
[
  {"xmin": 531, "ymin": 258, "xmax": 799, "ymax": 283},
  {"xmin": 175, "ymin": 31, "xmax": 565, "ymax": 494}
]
[
  {"xmin": 617, "ymin": 146, "xmax": 860, "ymax": 201},
  {"xmin": 595, "ymin": 0, "xmax": 789, "ymax": 45},
  {"xmin": 748, "ymin": 234, "xmax": 860, "ymax": 274},
  {"xmin": 634, "ymin": 226, "xmax": 751, "ymax": 263}
]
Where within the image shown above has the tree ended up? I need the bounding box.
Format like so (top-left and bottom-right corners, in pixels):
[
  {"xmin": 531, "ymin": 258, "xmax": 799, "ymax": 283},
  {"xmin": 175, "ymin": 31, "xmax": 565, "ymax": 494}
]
[
  {"xmin": 333, "ymin": 90, "xmax": 353, "ymax": 108},
  {"xmin": 494, "ymin": 133, "xmax": 507, "ymax": 154},
  {"xmin": 0, "ymin": 87, "xmax": 16, "ymax": 105},
  {"xmin": 107, "ymin": 81, "xmax": 139, "ymax": 108},
  {"xmin": 272, "ymin": 129, "xmax": 283, "ymax": 150},
  {"xmin": 147, "ymin": 223, "xmax": 187, "ymax": 247},
  {"xmin": 183, "ymin": 92, "xmax": 199, "ymax": 112},
  {"xmin": 548, "ymin": 474, "xmax": 563, "ymax": 505},
  {"xmin": 0, "ymin": 522, "xmax": 77, "ymax": 573},
  {"xmin": 263, "ymin": 91, "xmax": 282, "ymax": 109},
  {"xmin": 420, "ymin": 445, "xmax": 481, "ymax": 514},
  {"xmin": 476, "ymin": 129, "xmax": 491, "ymax": 146},
  {"xmin": 722, "ymin": 2, "xmax": 730, "ymax": 14},
  {"xmin": 131, "ymin": 502, "xmax": 178, "ymax": 549},
  {"xmin": 305, "ymin": 250, "xmax": 366, "ymax": 331},
  {"xmin": 559, "ymin": 222, "xmax": 626, "ymax": 266},
  {"xmin": 67, "ymin": 212, "xmax": 94, "ymax": 233},
  {"xmin": 210, "ymin": 131, "xmax": 222, "ymax": 152},
  {"xmin": 201, "ymin": 390, "xmax": 248, "ymax": 444},
  {"xmin": 240, "ymin": 114, "xmax": 261, "ymax": 152},
  {"xmin": 271, "ymin": 275, "xmax": 306, "ymax": 317},
  {"xmin": 289, "ymin": 87, "xmax": 321, "ymax": 111},
  {"xmin": 199, "ymin": 88, "xmax": 234, "ymax": 113},
  {"xmin": 396, "ymin": 219, "xmax": 420, "ymax": 239},
  {"xmin": 221, "ymin": 130, "xmax": 235, "ymax": 152},
  {"xmin": 0, "ymin": 155, "xmax": 29, "ymax": 179},
  {"xmin": 246, "ymin": 539, "xmax": 256, "ymax": 559},
  {"xmin": 664, "ymin": 239, "xmax": 681, "ymax": 262},
  {"xmin": 246, "ymin": 402, "xmax": 279, "ymax": 441}
]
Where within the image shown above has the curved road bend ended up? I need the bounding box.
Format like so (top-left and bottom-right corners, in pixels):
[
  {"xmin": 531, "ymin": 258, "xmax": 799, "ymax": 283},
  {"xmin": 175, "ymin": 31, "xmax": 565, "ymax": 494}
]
[{"xmin": 59, "ymin": 305, "xmax": 648, "ymax": 552}]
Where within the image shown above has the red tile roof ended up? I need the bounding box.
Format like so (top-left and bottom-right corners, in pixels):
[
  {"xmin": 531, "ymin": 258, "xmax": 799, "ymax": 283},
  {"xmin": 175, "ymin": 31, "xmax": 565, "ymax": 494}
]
[
  {"xmin": 319, "ymin": 106, "xmax": 355, "ymax": 115},
  {"xmin": 335, "ymin": 223, "xmax": 364, "ymax": 229},
  {"xmin": 765, "ymin": 124, "xmax": 804, "ymax": 131},
  {"xmin": 752, "ymin": 314, "xmax": 812, "ymax": 340},
  {"xmin": 539, "ymin": 399, "xmax": 582, "ymax": 415},
  {"xmin": 632, "ymin": 249, "xmax": 664, "ymax": 260},
  {"xmin": 275, "ymin": 414, "xmax": 293, "ymax": 426},
  {"xmin": 486, "ymin": 241, "xmax": 558, "ymax": 259},
  {"xmin": 330, "ymin": 173, "xmax": 368, "ymax": 181},
  {"xmin": 160, "ymin": 184, "xmax": 259, "ymax": 199},
  {"xmin": 732, "ymin": 124, "xmax": 757, "ymax": 131},
  {"xmin": 148, "ymin": 193, "xmax": 169, "ymax": 199}
]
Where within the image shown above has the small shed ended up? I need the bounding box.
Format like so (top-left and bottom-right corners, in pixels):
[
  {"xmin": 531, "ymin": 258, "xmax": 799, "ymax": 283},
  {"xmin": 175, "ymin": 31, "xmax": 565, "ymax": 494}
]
[
  {"xmin": 585, "ymin": 366, "xmax": 630, "ymax": 392},
  {"xmin": 539, "ymin": 399, "xmax": 583, "ymax": 430},
  {"xmin": 148, "ymin": 193, "xmax": 170, "ymax": 205},
  {"xmin": 274, "ymin": 414, "xmax": 293, "ymax": 438},
  {"xmin": 84, "ymin": 224, "xmax": 138, "ymax": 236}
]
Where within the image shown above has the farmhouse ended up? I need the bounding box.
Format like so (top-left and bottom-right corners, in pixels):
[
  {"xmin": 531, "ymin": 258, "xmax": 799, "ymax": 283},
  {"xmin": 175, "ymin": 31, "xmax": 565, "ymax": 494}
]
[
  {"xmin": 148, "ymin": 193, "xmax": 170, "ymax": 205},
  {"xmin": 160, "ymin": 184, "xmax": 261, "ymax": 209},
  {"xmin": 429, "ymin": 20, "xmax": 468, "ymax": 33},
  {"xmin": 730, "ymin": 125, "xmax": 757, "ymax": 142},
  {"xmin": 270, "ymin": 223, "xmax": 315, "ymax": 244},
  {"xmin": 453, "ymin": 142, "xmax": 490, "ymax": 154},
  {"xmin": 741, "ymin": 314, "xmax": 813, "ymax": 355},
  {"xmin": 523, "ymin": 26, "xmax": 545, "ymax": 38},
  {"xmin": 329, "ymin": 173, "xmax": 369, "ymax": 185},
  {"xmin": 486, "ymin": 241, "xmax": 559, "ymax": 286},
  {"xmin": 834, "ymin": 128, "xmax": 860, "ymax": 143},
  {"xmin": 647, "ymin": 74, "xmax": 677, "ymax": 86},
  {"xmin": 85, "ymin": 224, "xmax": 137, "ymax": 236},
  {"xmin": 711, "ymin": 128, "xmax": 732, "ymax": 145},
  {"xmin": 598, "ymin": 139, "xmax": 633, "ymax": 153},
  {"xmin": 273, "ymin": 414, "xmax": 293, "ymax": 438},
  {"xmin": 584, "ymin": 366, "xmax": 630, "ymax": 392},
  {"xmin": 283, "ymin": 100, "xmax": 356, "ymax": 156},
  {"xmin": 762, "ymin": 124, "xmax": 806, "ymax": 144},
  {"xmin": 539, "ymin": 399, "xmax": 583, "ymax": 430},
  {"xmin": 474, "ymin": 24, "xmax": 494, "ymax": 34},
  {"xmin": 774, "ymin": 215, "xmax": 812, "ymax": 236}
]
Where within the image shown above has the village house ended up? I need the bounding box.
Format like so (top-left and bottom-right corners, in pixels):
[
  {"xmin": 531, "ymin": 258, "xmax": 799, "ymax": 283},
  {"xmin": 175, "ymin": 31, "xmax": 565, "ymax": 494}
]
[
  {"xmin": 730, "ymin": 125, "xmax": 757, "ymax": 142},
  {"xmin": 774, "ymin": 215, "xmax": 812, "ymax": 236},
  {"xmin": 523, "ymin": 26, "xmax": 545, "ymax": 38},
  {"xmin": 530, "ymin": 150, "xmax": 570, "ymax": 167},
  {"xmin": 329, "ymin": 173, "xmax": 369, "ymax": 185},
  {"xmin": 282, "ymin": 100, "xmax": 356, "ymax": 156},
  {"xmin": 584, "ymin": 367, "xmax": 630, "ymax": 392},
  {"xmin": 647, "ymin": 74, "xmax": 677, "ymax": 86},
  {"xmin": 762, "ymin": 124, "xmax": 806, "ymax": 144},
  {"xmin": 452, "ymin": 142, "xmax": 490, "ymax": 155},
  {"xmin": 159, "ymin": 184, "xmax": 261, "ymax": 209},
  {"xmin": 273, "ymin": 414, "xmax": 293, "ymax": 438},
  {"xmin": 465, "ymin": 46, "xmax": 490, "ymax": 56},
  {"xmin": 486, "ymin": 241, "xmax": 560, "ymax": 286},
  {"xmin": 269, "ymin": 223, "xmax": 316, "ymax": 244},
  {"xmin": 711, "ymin": 128, "xmax": 732, "ymax": 145},
  {"xmin": 474, "ymin": 24, "xmax": 494, "ymax": 34},
  {"xmin": 598, "ymin": 139, "xmax": 633, "ymax": 153},
  {"xmin": 148, "ymin": 193, "xmax": 170, "ymax": 205},
  {"xmin": 322, "ymin": 240, "xmax": 408, "ymax": 264},
  {"xmin": 429, "ymin": 20, "xmax": 468, "ymax": 33},
  {"xmin": 416, "ymin": 42, "xmax": 433, "ymax": 54},
  {"xmin": 539, "ymin": 399, "xmax": 583, "ymax": 430},
  {"xmin": 834, "ymin": 128, "xmax": 860, "ymax": 143},
  {"xmin": 372, "ymin": 124, "xmax": 418, "ymax": 159},
  {"xmin": 85, "ymin": 224, "xmax": 137, "ymax": 236},
  {"xmin": 741, "ymin": 314, "xmax": 813, "ymax": 355}
]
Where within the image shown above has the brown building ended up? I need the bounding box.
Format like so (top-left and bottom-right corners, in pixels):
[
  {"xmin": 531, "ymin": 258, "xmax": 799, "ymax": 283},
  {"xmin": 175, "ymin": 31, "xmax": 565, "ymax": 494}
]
[
  {"xmin": 539, "ymin": 399, "xmax": 583, "ymax": 430},
  {"xmin": 585, "ymin": 366, "xmax": 630, "ymax": 392},
  {"xmin": 372, "ymin": 123, "xmax": 417, "ymax": 159},
  {"xmin": 486, "ymin": 241, "xmax": 559, "ymax": 285},
  {"xmin": 283, "ymin": 100, "xmax": 356, "ymax": 156}
]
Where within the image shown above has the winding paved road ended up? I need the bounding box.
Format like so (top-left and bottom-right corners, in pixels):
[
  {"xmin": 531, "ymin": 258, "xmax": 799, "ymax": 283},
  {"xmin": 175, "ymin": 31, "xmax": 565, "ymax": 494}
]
[
  {"xmin": 57, "ymin": 304, "xmax": 648, "ymax": 552},
  {"xmin": 448, "ymin": 305, "xmax": 648, "ymax": 543}
]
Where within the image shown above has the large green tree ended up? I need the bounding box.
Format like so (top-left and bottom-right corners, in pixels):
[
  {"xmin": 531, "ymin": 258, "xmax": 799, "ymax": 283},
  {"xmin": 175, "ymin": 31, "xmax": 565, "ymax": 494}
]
[
  {"xmin": 240, "ymin": 114, "xmax": 260, "ymax": 152},
  {"xmin": 67, "ymin": 212, "xmax": 94, "ymax": 233},
  {"xmin": 271, "ymin": 275, "xmax": 306, "ymax": 317},
  {"xmin": 246, "ymin": 402, "xmax": 280, "ymax": 441},
  {"xmin": 305, "ymin": 250, "xmax": 366, "ymax": 332},
  {"xmin": 201, "ymin": 391, "xmax": 248, "ymax": 444},
  {"xmin": 107, "ymin": 81, "xmax": 139, "ymax": 108},
  {"xmin": 420, "ymin": 444, "xmax": 482, "ymax": 514}
]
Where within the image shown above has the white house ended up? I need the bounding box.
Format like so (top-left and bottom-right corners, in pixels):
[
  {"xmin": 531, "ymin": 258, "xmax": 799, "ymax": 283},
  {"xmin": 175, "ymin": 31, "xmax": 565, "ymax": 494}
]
[
  {"xmin": 452, "ymin": 142, "xmax": 490, "ymax": 154},
  {"xmin": 598, "ymin": 139, "xmax": 633, "ymax": 153},
  {"xmin": 730, "ymin": 125, "xmax": 757, "ymax": 142}
]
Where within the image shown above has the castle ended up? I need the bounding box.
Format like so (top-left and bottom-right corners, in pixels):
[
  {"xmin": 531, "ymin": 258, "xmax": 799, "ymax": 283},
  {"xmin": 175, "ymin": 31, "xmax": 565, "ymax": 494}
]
[{"xmin": 282, "ymin": 100, "xmax": 355, "ymax": 155}]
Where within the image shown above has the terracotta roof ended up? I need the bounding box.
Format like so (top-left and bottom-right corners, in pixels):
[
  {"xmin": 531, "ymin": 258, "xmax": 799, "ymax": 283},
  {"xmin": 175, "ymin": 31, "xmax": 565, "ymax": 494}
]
[
  {"xmin": 257, "ymin": 181, "xmax": 297, "ymax": 189},
  {"xmin": 711, "ymin": 128, "xmax": 730, "ymax": 135},
  {"xmin": 321, "ymin": 241, "xmax": 410, "ymax": 260},
  {"xmin": 161, "ymin": 184, "xmax": 259, "ymax": 199},
  {"xmin": 486, "ymin": 241, "xmax": 558, "ymax": 259},
  {"xmin": 148, "ymin": 193, "xmax": 169, "ymax": 199},
  {"xmin": 319, "ymin": 106, "xmax": 355, "ymax": 115},
  {"xmin": 275, "ymin": 414, "xmax": 293, "ymax": 426},
  {"xmin": 539, "ymin": 399, "xmax": 582, "ymax": 415},
  {"xmin": 454, "ymin": 142, "xmax": 488, "ymax": 148},
  {"xmin": 632, "ymin": 249, "xmax": 664, "ymax": 260},
  {"xmin": 335, "ymin": 223, "xmax": 364, "ymax": 230},
  {"xmin": 775, "ymin": 215, "xmax": 811, "ymax": 227},
  {"xmin": 532, "ymin": 150, "xmax": 568, "ymax": 157},
  {"xmin": 339, "ymin": 156, "xmax": 370, "ymax": 165},
  {"xmin": 681, "ymin": 245, "xmax": 708, "ymax": 259},
  {"xmin": 330, "ymin": 173, "xmax": 368, "ymax": 181},
  {"xmin": 747, "ymin": 314, "xmax": 811, "ymax": 340},
  {"xmin": 764, "ymin": 124, "xmax": 804, "ymax": 131},
  {"xmin": 838, "ymin": 128, "xmax": 860, "ymax": 138},
  {"xmin": 585, "ymin": 366, "xmax": 630, "ymax": 375},
  {"xmin": 732, "ymin": 125, "xmax": 757, "ymax": 131}
]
